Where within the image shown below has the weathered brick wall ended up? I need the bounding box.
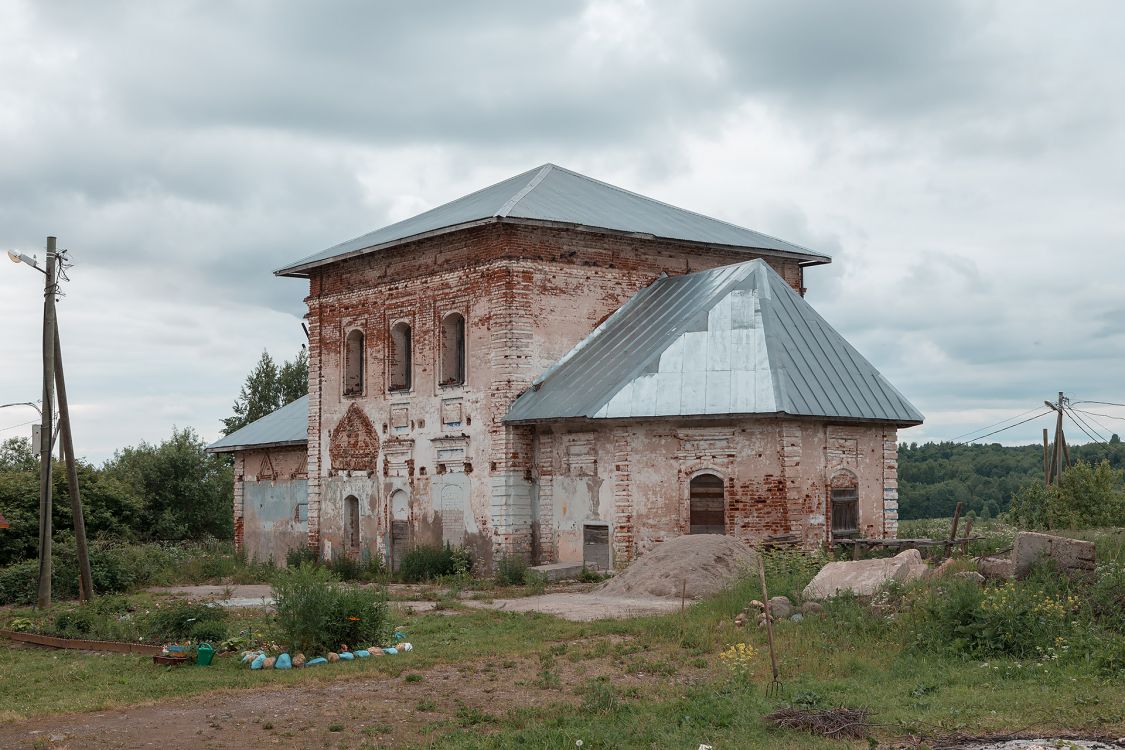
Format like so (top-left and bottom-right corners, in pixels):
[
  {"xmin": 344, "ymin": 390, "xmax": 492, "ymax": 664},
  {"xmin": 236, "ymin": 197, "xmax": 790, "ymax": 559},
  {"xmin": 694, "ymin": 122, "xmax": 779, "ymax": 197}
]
[
  {"xmin": 231, "ymin": 446, "xmax": 309, "ymax": 565},
  {"xmin": 531, "ymin": 418, "xmax": 895, "ymax": 566},
  {"xmin": 302, "ymin": 221, "xmax": 811, "ymax": 566}
]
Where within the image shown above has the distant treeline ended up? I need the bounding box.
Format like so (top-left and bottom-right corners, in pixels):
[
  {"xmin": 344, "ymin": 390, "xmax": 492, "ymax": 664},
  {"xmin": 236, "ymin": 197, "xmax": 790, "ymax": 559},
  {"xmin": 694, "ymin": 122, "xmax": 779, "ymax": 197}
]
[{"xmin": 898, "ymin": 436, "xmax": 1124, "ymax": 520}]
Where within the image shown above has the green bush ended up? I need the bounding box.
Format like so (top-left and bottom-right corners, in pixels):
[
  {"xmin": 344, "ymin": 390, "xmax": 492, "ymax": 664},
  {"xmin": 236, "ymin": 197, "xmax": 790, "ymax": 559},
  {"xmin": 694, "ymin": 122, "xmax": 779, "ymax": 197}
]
[
  {"xmin": 189, "ymin": 618, "xmax": 228, "ymax": 644},
  {"xmin": 398, "ymin": 544, "xmax": 473, "ymax": 583},
  {"xmin": 286, "ymin": 546, "xmax": 318, "ymax": 568},
  {"xmin": 272, "ymin": 563, "xmax": 390, "ymax": 655},
  {"xmin": 906, "ymin": 577, "xmax": 1075, "ymax": 659},
  {"xmin": 523, "ymin": 568, "xmax": 547, "ymax": 594},
  {"xmin": 495, "ymin": 555, "xmax": 528, "ymax": 586},
  {"xmin": 0, "ymin": 559, "xmax": 38, "ymax": 605},
  {"xmin": 1010, "ymin": 460, "xmax": 1125, "ymax": 530},
  {"xmin": 1088, "ymin": 561, "xmax": 1125, "ymax": 631},
  {"xmin": 328, "ymin": 553, "xmax": 386, "ymax": 582},
  {"xmin": 144, "ymin": 600, "xmax": 229, "ymax": 641},
  {"xmin": 577, "ymin": 567, "xmax": 608, "ymax": 583}
]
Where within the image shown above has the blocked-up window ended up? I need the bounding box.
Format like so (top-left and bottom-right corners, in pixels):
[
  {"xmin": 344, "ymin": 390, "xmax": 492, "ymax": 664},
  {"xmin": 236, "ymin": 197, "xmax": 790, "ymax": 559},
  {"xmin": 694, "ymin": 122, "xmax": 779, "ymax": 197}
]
[
  {"xmin": 831, "ymin": 487, "xmax": 859, "ymax": 536},
  {"xmin": 689, "ymin": 473, "xmax": 725, "ymax": 534},
  {"xmin": 344, "ymin": 329, "xmax": 364, "ymax": 396},
  {"xmin": 294, "ymin": 503, "xmax": 309, "ymax": 522},
  {"xmin": 440, "ymin": 312, "xmax": 466, "ymax": 387},
  {"xmin": 389, "ymin": 322, "xmax": 412, "ymax": 392},
  {"xmin": 344, "ymin": 495, "xmax": 360, "ymax": 550}
]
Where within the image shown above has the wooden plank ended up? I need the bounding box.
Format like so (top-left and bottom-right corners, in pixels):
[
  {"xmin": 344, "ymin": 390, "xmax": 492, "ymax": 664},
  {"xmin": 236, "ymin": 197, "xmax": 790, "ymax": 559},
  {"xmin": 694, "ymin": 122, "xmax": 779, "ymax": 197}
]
[{"xmin": 0, "ymin": 629, "xmax": 163, "ymax": 655}]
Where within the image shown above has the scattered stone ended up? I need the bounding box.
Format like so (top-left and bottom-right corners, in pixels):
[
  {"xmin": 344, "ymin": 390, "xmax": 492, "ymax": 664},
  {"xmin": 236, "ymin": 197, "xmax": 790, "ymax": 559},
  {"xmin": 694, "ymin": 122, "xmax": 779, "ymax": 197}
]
[
  {"xmin": 748, "ymin": 599, "xmax": 764, "ymax": 611},
  {"xmin": 734, "ymin": 613, "xmax": 747, "ymax": 627},
  {"xmin": 292, "ymin": 653, "xmax": 306, "ymax": 668},
  {"xmin": 790, "ymin": 612, "xmax": 804, "ymax": 623},
  {"xmin": 338, "ymin": 652, "xmax": 355, "ymax": 661},
  {"xmin": 929, "ymin": 558, "xmax": 957, "ymax": 579},
  {"xmin": 766, "ymin": 596, "xmax": 793, "ymax": 619},
  {"xmin": 262, "ymin": 657, "xmax": 276, "ymax": 669},
  {"xmin": 803, "ymin": 549, "xmax": 927, "ymax": 600},
  {"xmin": 954, "ymin": 571, "xmax": 986, "ymax": 585},
  {"xmin": 354, "ymin": 649, "xmax": 371, "ymax": 658},
  {"xmin": 1013, "ymin": 531, "xmax": 1096, "ymax": 578},
  {"xmin": 250, "ymin": 653, "xmax": 266, "ymax": 670},
  {"xmin": 305, "ymin": 657, "xmax": 327, "ymax": 666},
  {"xmin": 327, "ymin": 652, "xmax": 340, "ymax": 663},
  {"xmin": 275, "ymin": 653, "xmax": 292, "ymax": 669},
  {"xmin": 799, "ymin": 601, "xmax": 824, "ymax": 616},
  {"xmin": 978, "ymin": 556, "xmax": 1016, "ymax": 580},
  {"xmin": 400, "ymin": 643, "xmax": 413, "ymax": 652}
]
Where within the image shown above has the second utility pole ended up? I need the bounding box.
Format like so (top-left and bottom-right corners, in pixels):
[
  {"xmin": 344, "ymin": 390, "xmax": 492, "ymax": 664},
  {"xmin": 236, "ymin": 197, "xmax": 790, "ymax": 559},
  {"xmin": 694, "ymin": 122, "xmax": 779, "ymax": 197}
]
[{"xmin": 36, "ymin": 237, "xmax": 58, "ymax": 609}]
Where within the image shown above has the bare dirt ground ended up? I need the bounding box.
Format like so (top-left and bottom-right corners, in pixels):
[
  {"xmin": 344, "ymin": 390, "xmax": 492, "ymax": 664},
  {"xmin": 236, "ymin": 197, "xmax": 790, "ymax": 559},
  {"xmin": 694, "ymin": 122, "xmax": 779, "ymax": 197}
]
[
  {"xmin": 461, "ymin": 593, "xmax": 683, "ymax": 620},
  {"xmin": 146, "ymin": 584, "xmax": 684, "ymax": 620},
  {"xmin": 0, "ymin": 646, "xmax": 699, "ymax": 750}
]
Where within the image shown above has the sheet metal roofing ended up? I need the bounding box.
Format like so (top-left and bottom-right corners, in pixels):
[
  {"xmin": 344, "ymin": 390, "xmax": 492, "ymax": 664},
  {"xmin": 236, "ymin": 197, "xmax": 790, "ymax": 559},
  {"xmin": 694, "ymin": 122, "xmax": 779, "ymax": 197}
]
[
  {"xmin": 275, "ymin": 164, "xmax": 830, "ymax": 276},
  {"xmin": 206, "ymin": 395, "xmax": 309, "ymax": 453},
  {"xmin": 505, "ymin": 260, "xmax": 923, "ymax": 426}
]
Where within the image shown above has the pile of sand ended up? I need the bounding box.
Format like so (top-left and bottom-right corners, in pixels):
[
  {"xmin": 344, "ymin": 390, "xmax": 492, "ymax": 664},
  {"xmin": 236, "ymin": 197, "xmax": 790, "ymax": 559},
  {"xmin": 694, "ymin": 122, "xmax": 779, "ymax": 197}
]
[{"xmin": 597, "ymin": 534, "xmax": 757, "ymax": 600}]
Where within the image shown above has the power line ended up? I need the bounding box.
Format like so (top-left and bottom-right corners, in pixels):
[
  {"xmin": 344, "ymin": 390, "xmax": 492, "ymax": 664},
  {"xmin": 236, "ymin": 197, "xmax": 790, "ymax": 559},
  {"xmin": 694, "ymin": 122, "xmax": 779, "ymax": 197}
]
[
  {"xmin": 1064, "ymin": 407, "xmax": 1109, "ymax": 445},
  {"xmin": 1072, "ymin": 407, "xmax": 1125, "ymax": 424},
  {"xmin": 1073, "ymin": 400, "xmax": 1125, "ymax": 408},
  {"xmin": 949, "ymin": 406, "xmax": 1045, "ymax": 443},
  {"xmin": 0, "ymin": 419, "xmax": 37, "ymax": 434},
  {"xmin": 960, "ymin": 410, "xmax": 1052, "ymax": 444},
  {"xmin": 1071, "ymin": 409, "xmax": 1121, "ymax": 438}
]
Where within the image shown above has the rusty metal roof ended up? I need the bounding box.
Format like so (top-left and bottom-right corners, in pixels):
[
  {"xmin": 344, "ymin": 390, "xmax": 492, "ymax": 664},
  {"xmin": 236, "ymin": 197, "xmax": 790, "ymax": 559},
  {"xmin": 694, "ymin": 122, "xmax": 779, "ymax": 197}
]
[
  {"xmin": 275, "ymin": 164, "xmax": 830, "ymax": 276},
  {"xmin": 206, "ymin": 395, "xmax": 309, "ymax": 453},
  {"xmin": 504, "ymin": 259, "xmax": 923, "ymax": 426}
]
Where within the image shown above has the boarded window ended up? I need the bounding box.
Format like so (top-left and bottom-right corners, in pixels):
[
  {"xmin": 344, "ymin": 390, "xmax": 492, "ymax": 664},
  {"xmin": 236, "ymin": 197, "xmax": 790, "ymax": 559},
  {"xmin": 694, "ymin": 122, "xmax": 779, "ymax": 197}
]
[
  {"xmin": 344, "ymin": 495, "xmax": 360, "ymax": 550},
  {"xmin": 295, "ymin": 502, "xmax": 308, "ymax": 522},
  {"xmin": 344, "ymin": 329, "xmax": 364, "ymax": 396},
  {"xmin": 389, "ymin": 322, "xmax": 412, "ymax": 391},
  {"xmin": 689, "ymin": 473, "xmax": 725, "ymax": 534},
  {"xmin": 440, "ymin": 312, "xmax": 466, "ymax": 386},
  {"xmin": 583, "ymin": 524, "xmax": 610, "ymax": 571},
  {"xmin": 831, "ymin": 487, "xmax": 859, "ymax": 536}
]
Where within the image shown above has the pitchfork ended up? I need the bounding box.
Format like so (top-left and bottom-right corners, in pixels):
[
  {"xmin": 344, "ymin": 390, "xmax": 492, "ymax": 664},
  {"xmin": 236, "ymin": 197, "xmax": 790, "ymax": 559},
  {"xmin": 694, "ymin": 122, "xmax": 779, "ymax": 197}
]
[{"xmin": 756, "ymin": 552, "xmax": 783, "ymax": 698}]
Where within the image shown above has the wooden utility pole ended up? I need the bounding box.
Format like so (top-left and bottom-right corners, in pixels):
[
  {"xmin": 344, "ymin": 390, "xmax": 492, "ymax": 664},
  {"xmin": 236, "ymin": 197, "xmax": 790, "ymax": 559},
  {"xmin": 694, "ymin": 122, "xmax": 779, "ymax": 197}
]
[
  {"xmin": 36, "ymin": 238, "xmax": 58, "ymax": 609},
  {"xmin": 54, "ymin": 319, "xmax": 94, "ymax": 601},
  {"xmin": 1044, "ymin": 392, "xmax": 1068, "ymax": 485}
]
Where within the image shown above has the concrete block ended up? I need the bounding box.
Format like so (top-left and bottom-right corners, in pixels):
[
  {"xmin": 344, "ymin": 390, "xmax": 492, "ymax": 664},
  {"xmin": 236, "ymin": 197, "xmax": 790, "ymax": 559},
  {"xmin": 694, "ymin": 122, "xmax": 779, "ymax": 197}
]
[
  {"xmin": 803, "ymin": 549, "xmax": 926, "ymax": 600},
  {"xmin": 1012, "ymin": 531, "xmax": 1096, "ymax": 578},
  {"xmin": 530, "ymin": 562, "xmax": 585, "ymax": 582},
  {"xmin": 977, "ymin": 556, "xmax": 1015, "ymax": 580}
]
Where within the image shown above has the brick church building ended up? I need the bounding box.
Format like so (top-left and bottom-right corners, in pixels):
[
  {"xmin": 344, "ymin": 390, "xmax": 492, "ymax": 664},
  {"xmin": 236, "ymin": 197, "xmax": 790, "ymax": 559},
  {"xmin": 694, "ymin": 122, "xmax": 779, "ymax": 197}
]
[{"xmin": 211, "ymin": 164, "xmax": 922, "ymax": 569}]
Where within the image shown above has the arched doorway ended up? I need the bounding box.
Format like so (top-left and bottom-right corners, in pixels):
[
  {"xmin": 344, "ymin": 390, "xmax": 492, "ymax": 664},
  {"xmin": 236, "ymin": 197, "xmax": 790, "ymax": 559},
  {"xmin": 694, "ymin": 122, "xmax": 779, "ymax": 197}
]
[
  {"xmin": 389, "ymin": 489, "xmax": 409, "ymax": 572},
  {"xmin": 689, "ymin": 473, "xmax": 725, "ymax": 534}
]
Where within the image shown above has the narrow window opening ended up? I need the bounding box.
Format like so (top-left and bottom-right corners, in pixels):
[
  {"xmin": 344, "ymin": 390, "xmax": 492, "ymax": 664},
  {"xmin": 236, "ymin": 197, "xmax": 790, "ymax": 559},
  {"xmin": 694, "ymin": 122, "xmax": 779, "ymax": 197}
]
[
  {"xmin": 389, "ymin": 322, "xmax": 412, "ymax": 392},
  {"xmin": 344, "ymin": 329, "xmax": 364, "ymax": 396},
  {"xmin": 440, "ymin": 312, "xmax": 466, "ymax": 387},
  {"xmin": 689, "ymin": 473, "xmax": 725, "ymax": 534}
]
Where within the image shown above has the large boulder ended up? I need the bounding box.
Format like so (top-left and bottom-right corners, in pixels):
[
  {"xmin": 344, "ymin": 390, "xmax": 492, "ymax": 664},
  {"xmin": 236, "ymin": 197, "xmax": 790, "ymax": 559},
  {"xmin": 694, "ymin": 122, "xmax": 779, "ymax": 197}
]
[
  {"xmin": 1012, "ymin": 532, "xmax": 1095, "ymax": 578},
  {"xmin": 802, "ymin": 549, "xmax": 927, "ymax": 600}
]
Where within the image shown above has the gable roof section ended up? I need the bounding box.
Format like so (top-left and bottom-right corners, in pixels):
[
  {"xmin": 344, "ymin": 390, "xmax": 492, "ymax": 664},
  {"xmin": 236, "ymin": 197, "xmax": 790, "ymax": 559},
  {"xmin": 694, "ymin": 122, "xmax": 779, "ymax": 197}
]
[
  {"xmin": 275, "ymin": 164, "xmax": 830, "ymax": 276},
  {"xmin": 504, "ymin": 259, "xmax": 923, "ymax": 426},
  {"xmin": 206, "ymin": 395, "xmax": 309, "ymax": 453}
]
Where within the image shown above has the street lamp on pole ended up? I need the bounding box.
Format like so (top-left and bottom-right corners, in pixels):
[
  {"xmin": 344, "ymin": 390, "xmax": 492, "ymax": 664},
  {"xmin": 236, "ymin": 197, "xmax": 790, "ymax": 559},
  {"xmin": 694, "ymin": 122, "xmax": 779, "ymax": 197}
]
[{"xmin": 6, "ymin": 237, "xmax": 94, "ymax": 605}]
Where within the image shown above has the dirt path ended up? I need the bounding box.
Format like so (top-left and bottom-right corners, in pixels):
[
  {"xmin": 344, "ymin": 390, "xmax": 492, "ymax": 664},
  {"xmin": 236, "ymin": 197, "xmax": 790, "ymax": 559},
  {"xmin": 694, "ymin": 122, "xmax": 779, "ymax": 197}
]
[
  {"xmin": 462, "ymin": 593, "xmax": 683, "ymax": 620},
  {"xmin": 0, "ymin": 650, "xmax": 694, "ymax": 749}
]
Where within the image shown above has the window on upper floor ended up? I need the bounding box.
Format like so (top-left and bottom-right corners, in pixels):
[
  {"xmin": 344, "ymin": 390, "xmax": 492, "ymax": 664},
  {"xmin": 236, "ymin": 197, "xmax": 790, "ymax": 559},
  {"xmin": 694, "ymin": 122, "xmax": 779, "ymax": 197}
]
[
  {"xmin": 440, "ymin": 312, "xmax": 466, "ymax": 387},
  {"xmin": 344, "ymin": 329, "xmax": 364, "ymax": 396},
  {"xmin": 389, "ymin": 321, "xmax": 412, "ymax": 392}
]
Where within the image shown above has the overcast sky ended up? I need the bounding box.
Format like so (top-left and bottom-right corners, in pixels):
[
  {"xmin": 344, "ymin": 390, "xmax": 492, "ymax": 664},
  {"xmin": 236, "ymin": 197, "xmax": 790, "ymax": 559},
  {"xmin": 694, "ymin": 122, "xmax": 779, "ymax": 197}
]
[{"xmin": 2, "ymin": 1, "xmax": 1123, "ymax": 462}]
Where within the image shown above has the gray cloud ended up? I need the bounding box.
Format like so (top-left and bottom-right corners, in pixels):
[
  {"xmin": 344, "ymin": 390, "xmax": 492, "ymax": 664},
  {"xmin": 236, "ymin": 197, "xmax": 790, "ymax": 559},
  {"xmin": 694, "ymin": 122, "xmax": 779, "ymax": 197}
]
[{"xmin": 1, "ymin": 0, "xmax": 1123, "ymax": 458}]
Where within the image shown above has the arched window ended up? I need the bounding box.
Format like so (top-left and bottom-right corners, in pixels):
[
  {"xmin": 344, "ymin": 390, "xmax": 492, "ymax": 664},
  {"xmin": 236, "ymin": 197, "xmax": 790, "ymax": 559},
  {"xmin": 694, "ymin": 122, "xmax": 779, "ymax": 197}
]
[
  {"xmin": 830, "ymin": 471, "xmax": 859, "ymax": 536},
  {"xmin": 344, "ymin": 329, "xmax": 364, "ymax": 396},
  {"xmin": 440, "ymin": 312, "xmax": 466, "ymax": 387},
  {"xmin": 689, "ymin": 473, "xmax": 725, "ymax": 534},
  {"xmin": 344, "ymin": 495, "xmax": 360, "ymax": 551},
  {"xmin": 389, "ymin": 322, "xmax": 412, "ymax": 391}
]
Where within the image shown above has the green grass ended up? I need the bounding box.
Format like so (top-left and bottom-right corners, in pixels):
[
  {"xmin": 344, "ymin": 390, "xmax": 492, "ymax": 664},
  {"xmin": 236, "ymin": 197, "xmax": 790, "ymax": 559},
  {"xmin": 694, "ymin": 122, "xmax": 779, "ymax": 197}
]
[{"xmin": 1, "ymin": 524, "xmax": 1123, "ymax": 747}]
